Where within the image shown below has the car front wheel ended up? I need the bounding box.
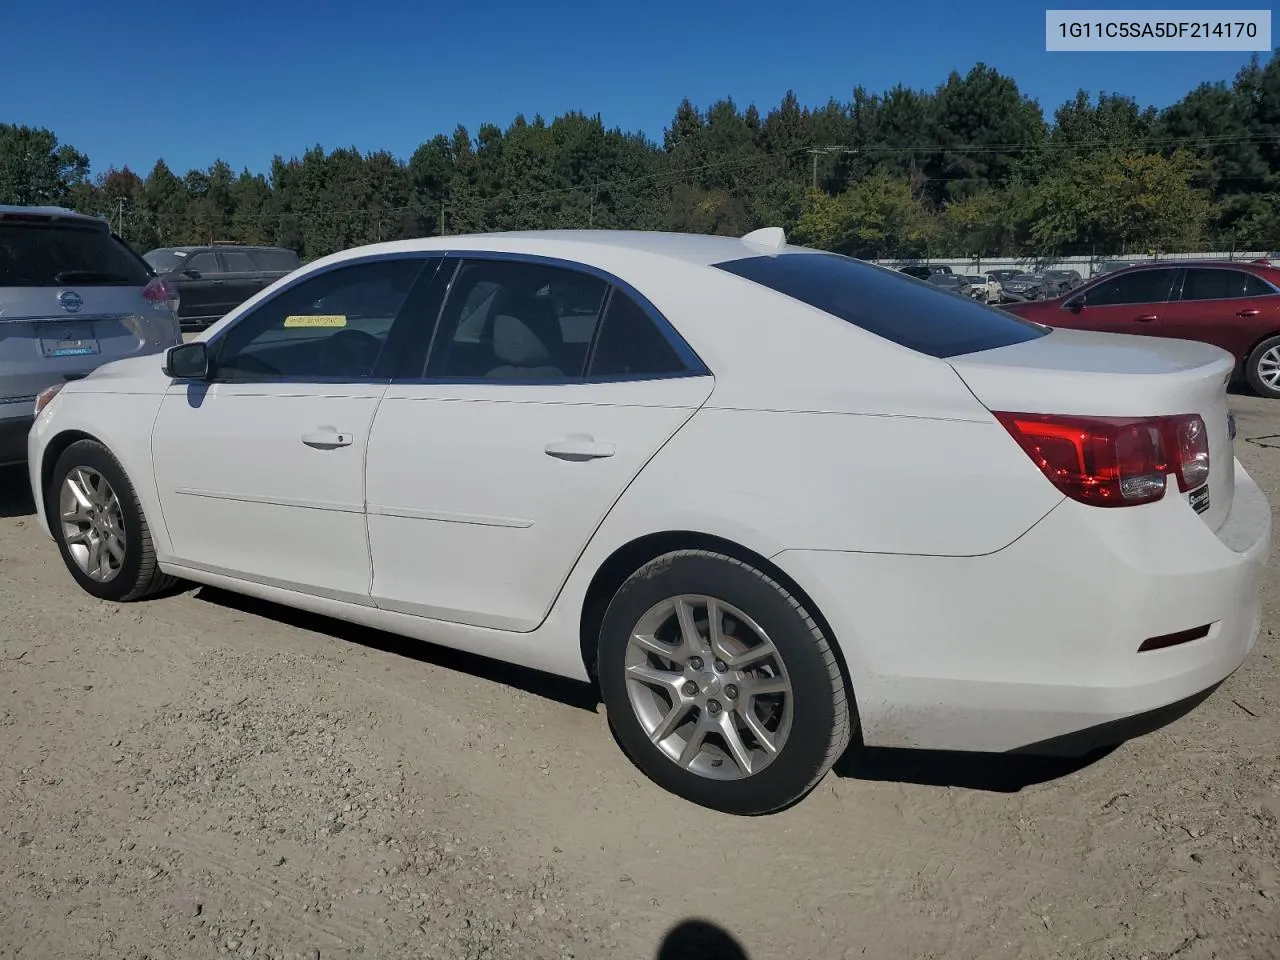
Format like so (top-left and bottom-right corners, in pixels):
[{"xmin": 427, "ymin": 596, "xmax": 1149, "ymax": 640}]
[
  {"xmin": 597, "ymin": 549, "xmax": 853, "ymax": 815},
  {"xmin": 47, "ymin": 439, "xmax": 177, "ymax": 602},
  {"xmin": 1246, "ymin": 334, "xmax": 1280, "ymax": 399}
]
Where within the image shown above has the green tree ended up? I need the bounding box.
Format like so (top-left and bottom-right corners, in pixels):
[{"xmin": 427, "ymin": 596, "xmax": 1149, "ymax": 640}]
[{"xmin": 0, "ymin": 124, "xmax": 89, "ymax": 205}]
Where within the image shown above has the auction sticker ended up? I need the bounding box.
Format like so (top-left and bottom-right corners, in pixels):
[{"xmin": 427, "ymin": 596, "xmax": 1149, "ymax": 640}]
[{"xmin": 283, "ymin": 314, "xmax": 348, "ymax": 328}]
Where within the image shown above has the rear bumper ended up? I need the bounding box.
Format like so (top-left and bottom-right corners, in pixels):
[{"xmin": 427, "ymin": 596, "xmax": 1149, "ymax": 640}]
[
  {"xmin": 0, "ymin": 408, "xmax": 34, "ymax": 467},
  {"xmin": 773, "ymin": 457, "xmax": 1271, "ymax": 754}
]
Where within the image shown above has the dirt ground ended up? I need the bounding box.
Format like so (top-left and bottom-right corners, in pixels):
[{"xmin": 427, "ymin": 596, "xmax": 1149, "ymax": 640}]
[{"xmin": 2, "ymin": 397, "xmax": 1279, "ymax": 960}]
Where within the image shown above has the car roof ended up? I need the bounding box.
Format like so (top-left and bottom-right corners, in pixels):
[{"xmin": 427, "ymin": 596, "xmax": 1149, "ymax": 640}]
[
  {"xmin": 151, "ymin": 244, "xmax": 296, "ymax": 253},
  {"xmin": 0, "ymin": 204, "xmax": 108, "ymax": 226},
  {"xmin": 1099, "ymin": 259, "xmax": 1278, "ymax": 279},
  {"xmin": 307, "ymin": 229, "xmax": 812, "ymax": 271}
]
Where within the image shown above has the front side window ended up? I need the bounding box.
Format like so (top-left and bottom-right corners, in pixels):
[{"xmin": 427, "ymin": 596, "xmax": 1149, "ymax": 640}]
[
  {"xmin": 185, "ymin": 251, "xmax": 221, "ymax": 276},
  {"xmin": 212, "ymin": 257, "xmax": 427, "ymax": 381},
  {"xmin": 425, "ymin": 259, "xmax": 608, "ymax": 380},
  {"xmin": 715, "ymin": 253, "xmax": 1046, "ymax": 359},
  {"xmin": 1180, "ymin": 268, "xmax": 1277, "ymax": 302},
  {"xmin": 1080, "ymin": 269, "xmax": 1178, "ymax": 306}
]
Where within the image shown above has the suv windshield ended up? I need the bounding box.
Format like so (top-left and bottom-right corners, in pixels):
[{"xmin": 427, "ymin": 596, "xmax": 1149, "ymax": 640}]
[
  {"xmin": 715, "ymin": 252, "xmax": 1047, "ymax": 358},
  {"xmin": 1, "ymin": 221, "xmax": 151, "ymax": 287},
  {"xmin": 145, "ymin": 249, "xmax": 189, "ymax": 274}
]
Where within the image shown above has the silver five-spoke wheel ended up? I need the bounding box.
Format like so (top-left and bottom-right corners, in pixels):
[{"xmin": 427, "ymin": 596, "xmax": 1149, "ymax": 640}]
[
  {"xmin": 624, "ymin": 594, "xmax": 793, "ymax": 780},
  {"xmin": 1257, "ymin": 345, "xmax": 1280, "ymax": 391},
  {"xmin": 59, "ymin": 466, "xmax": 127, "ymax": 583}
]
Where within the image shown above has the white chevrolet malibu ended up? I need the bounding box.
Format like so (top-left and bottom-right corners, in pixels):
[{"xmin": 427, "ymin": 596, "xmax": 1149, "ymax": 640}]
[{"xmin": 27, "ymin": 228, "xmax": 1271, "ymax": 814}]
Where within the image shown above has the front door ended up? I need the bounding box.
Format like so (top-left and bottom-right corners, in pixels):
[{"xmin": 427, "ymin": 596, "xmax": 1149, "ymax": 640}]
[
  {"xmin": 1062, "ymin": 267, "xmax": 1180, "ymax": 334},
  {"xmin": 151, "ymin": 253, "xmax": 437, "ymax": 601},
  {"xmin": 364, "ymin": 255, "xmax": 714, "ymax": 632}
]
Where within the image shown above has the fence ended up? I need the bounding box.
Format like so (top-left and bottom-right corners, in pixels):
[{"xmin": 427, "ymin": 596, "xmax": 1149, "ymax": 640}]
[{"xmin": 872, "ymin": 251, "xmax": 1275, "ymax": 281}]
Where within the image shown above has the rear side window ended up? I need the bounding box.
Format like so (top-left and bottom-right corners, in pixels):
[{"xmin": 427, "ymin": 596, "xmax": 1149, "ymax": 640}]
[
  {"xmin": 251, "ymin": 249, "xmax": 301, "ymax": 272},
  {"xmin": 714, "ymin": 253, "xmax": 1046, "ymax": 359},
  {"xmin": 220, "ymin": 249, "xmax": 257, "ymax": 272},
  {"xmin": 588, "ymin": 290, "xmax": 687, "ymax": 378},
  {"xmin": 0, "ymin": 221, "xmax": 151, "ymax": 287},
  {"xmin": 1180, "ymin": 268, "xmax": 1277, "ymax": 301}
]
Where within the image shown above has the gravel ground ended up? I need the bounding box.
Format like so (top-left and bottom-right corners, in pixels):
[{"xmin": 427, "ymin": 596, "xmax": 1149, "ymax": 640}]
[{"xmin": 2, "ymin": 395, "xmax": 1279, "ymax": 960}]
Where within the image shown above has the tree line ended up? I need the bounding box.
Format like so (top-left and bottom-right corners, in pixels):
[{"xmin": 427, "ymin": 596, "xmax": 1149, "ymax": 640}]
[{"xmin": 3, "ymin": 53, "xmax": 1280, "ymax": 263}]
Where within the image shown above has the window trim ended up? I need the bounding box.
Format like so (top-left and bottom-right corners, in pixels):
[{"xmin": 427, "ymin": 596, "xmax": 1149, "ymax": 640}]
[
  {"xmin": 398, "ymin": 250, "xmax": 711, "ymax": 386},
  {"xmin": 196, "ymin": 251, "xmax": 440, "ymax": 386},
  {"xmin": 1173, "ymin": 264, "xmax": 1280, "ymax": 304}
]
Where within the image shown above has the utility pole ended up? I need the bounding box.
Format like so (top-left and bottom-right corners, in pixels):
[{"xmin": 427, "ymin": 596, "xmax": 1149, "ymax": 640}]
[
  {"xmin": 589, "ymin": 182, "xmax": 598, "ymax": 229},
  {"xmin": 439, "ymin": 201, "xmax": 446, "ymax": 237},
  {"xmin": 116, "ymin": 199, "xmax": 124, "ymax": 237},
  {"xmin": 806, "ymin": 146, "xmax": 860, "ymax": 191}
]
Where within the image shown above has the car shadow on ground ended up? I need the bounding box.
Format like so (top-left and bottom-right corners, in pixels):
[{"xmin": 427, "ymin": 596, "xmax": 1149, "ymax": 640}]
[
  {"xmin": 655, "ymin": 919, "xmax": 750, "ymax": 959},
  {"xmin": 191, "ymin": 586, "xmax": 602, "ymax": 713},
  {"xmin": 833, "ymin": 743, "xmax": 1115, "ymax": 792},
  {"xmin": 0, "ymin": 466, "xmax": 35, "ymax": 518}
]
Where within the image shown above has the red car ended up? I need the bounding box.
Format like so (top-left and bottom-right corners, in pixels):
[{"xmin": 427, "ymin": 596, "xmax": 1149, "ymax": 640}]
[{"xmin": 1003, "ymin": 261, "xmax": 1280, "ymax": 398}]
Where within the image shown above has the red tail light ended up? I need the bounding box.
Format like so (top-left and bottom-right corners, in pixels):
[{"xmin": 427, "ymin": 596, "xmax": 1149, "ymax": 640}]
[
  {"xmin": 995, "ymin": 412, "xmax": 1209, "ymax": 508},
  {"xmin": 142, "ymin": 276, "xmax": 180, "ymax": 312}
]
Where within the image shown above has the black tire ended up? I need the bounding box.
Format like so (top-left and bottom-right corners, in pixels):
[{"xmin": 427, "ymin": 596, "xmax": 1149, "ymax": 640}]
[
  {"xmin": 1245, "ymin": 334, "xmax": 1280, "ymax": 399},
  {"xmin": 597, "ymin": 549, "xmax": 853, "ymax": 815},
  {"xmin": 46, "ymin": 439, "xmax": 177, "ymax": 602}
]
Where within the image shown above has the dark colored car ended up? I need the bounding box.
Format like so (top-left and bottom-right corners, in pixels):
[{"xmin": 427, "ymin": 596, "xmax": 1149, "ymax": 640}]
[
  {"xmin": 144, "ymin": 244, "xmax": 301, "ymax": 330},
  {"xmin": 1043, "ymin": 269, "xmax": 1084, "ymax": 291},
  {"xmin": 1003, "ymin": 260, "xmax": 1280, "ymax": 398},
  {"xmin": 898, "ymin": 264, "xmax": 952, "ymax": 280},
  {"xmin": 925, "ymin": 273, "xmax": 972, "ymax": 297},
  {"xmin": 998, "ymin": 273, "xmax": 1058, "ymax": 301},
  {"xmin": 987, "ymin": 269, "xmax": 1022, "ymax": 283}
]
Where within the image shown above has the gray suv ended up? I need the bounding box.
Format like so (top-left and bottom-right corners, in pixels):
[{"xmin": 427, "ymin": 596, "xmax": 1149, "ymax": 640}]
[{"xmin": 0, "ymin": 205, "xmax": 181, "ymax": 466}]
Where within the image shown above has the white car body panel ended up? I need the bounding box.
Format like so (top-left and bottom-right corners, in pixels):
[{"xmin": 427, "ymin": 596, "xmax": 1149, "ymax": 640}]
[
  {"xmin": 26, "ymin": 230, "xmax": 1272, "ymax": 754},
  {"xmin": 365, "ymin": 377, "xmax": 714, "ymax": 631},
  {"xmin": 151, "ymin": 381, "xmax": 384, "ymax": 602}
]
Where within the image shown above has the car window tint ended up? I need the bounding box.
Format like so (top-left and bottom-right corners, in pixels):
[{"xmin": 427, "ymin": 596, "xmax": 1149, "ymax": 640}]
[
  {"xmin": 212, "ymin": 257, "xmax": 427, "ymax": 381},
  {"xmin": 144, "ymin": 249, "xmax": 186, "ymax": 274},
  {"xmin": 251, "ymin": 249, "xmax": 301, "ymax": 272},
  {"xmin": 0, "ymin": 221, "xmax": 151, "ymax": 286},
  {"xmin": 186, "ymin": 251, "xmax": 220, "ymax": 275},
  {"xmin": 1083, "ymin": 269, "xmax": 1177, "ymax": 306},
  {"xmin": 220, "ymin": 249, "xmax": 256, "ymax": 272},
  {"xmin": 425, "ymin": 259, "xmax": 607, "ymax": 380},
  {"xmin": 587, "ymin": 290, "xmax": 687, "ymax": 379},
  {"xmin": 715, "ymin": 253, "xmax": 1046, "ymax": 359},
  {"xmin": 1180, "ymin": 268, "xmax": 1274, "ymax": 301}
]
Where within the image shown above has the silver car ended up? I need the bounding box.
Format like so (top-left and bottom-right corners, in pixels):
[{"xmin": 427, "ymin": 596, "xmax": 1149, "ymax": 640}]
[{"xmin": 1, "ymin": 206, "xmax": 181, "ymax": 466}]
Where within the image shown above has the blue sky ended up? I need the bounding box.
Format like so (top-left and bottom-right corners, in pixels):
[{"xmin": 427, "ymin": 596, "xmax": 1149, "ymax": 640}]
[{"xmin": 0, "ymin": 0, "xmax": 1267, "ymax": 178}]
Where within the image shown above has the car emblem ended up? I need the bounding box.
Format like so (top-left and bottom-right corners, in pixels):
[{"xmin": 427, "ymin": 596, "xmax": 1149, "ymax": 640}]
[{"xmin": 58, "ymin": 290, "xmax": 83, "ymax": 314}]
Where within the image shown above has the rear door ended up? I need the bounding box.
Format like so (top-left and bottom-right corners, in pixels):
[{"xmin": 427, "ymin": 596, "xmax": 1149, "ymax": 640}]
[
  {"xmin": 364, "ymin": 254, "xmax": 714, "ymax": 632},
  {"xmin": 1062, "ymin": 267, "xmax": 1180, "ymax": 334},
  {"xmin": 1161, "ymin": 266, "xmax": 1280, "ymax": 359},
  {"xmin": 216, "ymin": 248, "xmax": 267, "ymax": 313}
]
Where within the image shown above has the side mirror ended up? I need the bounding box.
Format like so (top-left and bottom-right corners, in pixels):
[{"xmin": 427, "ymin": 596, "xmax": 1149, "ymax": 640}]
[
  {"xmin": 183, "ymin": 268, "xmax": 200, "ymax": 279},
  {"xmin": 1067, "ymin": 296, "xmax": 1086, "ymax": 313},
  {"xmin": 163, "ymin": 341, "xmax": 209, "ymax": 379}
]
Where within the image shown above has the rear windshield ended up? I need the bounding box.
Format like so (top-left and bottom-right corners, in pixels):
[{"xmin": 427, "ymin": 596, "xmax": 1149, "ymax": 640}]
[
  {"xmin": 1, "ymin": 221, "xmax": 151, "ymax": 287},
  {"xmin": 714, "ymin": 253, "xmax": 1048, "ymax": 359}
]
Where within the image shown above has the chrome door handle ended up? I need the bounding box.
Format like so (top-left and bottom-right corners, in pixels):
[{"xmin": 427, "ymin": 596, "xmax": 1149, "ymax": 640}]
[
  {"xmin": 1237, "ymin": 309, "xmax": 1260, "ymax": 317},
  {"xmin": 545, "ymin": 434, "xmax": 615, "ymax": 461},
  {"xmin": 1134, "ymin": 314, "xmax": 1158, "ymax": 322},
  {"xmin": 301, "ymin": 427, "xmax": 353, "ymax": 449}
]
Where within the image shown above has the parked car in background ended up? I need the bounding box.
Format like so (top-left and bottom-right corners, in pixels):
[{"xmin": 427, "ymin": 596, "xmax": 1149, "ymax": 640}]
[
  {"xmin": 963, "ymin": 274, "xmax": 1002, "ymax": 303},
  {"xmin": 898, "ymin": 264, "xmax": 951, "ymax": 280},
  {"xmin": 1043, "ymin": 268, "xmax": 1084, "ymax": 292},
  {"xmin": 1, "ymin": 205, "xmax": 181, "ymax": 466},
  {"xmin": 926, "ymin": 273, "xmax": 972, "ymax": 297},
  {"xmin": 987, "ymin": 269, "xmax": 1022, "ymax": 283},
  {"xmin": 1093, "ymin": 260, "xmax": 1137, "ymax": 276},
  {"xmin": 27, "ymin": 229, "xmax": 1269, "ymax": 815},
  {"xmin": 144, "ymin": 244, "xmax": 301, "ymax": 331},
  {"xmin": 1003, "ymin": 260, "xmax": 1280, "ymax": 398},
  {"xmin": 998, "ymin": 272, "xmax": 1057, "ymax": 301}
]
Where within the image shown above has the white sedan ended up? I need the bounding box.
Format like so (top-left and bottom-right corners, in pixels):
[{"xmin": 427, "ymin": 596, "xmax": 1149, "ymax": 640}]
[{"xmin": 27, "ymin": 228, "xmax": 1271, "ymax": 815}]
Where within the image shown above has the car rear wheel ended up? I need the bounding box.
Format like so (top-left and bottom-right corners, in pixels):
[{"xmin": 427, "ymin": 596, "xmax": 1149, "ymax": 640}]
[
  {"xmin": 597, "ymin": 549, "xmax": 852, "ymax": 815},
  {"xmin": 1246, "ymin": 335, "xmax": 1280, "ymax": 399},
  {"xmin": 47, "ymin": 439, "xmax": 177, "ymax": 602}
]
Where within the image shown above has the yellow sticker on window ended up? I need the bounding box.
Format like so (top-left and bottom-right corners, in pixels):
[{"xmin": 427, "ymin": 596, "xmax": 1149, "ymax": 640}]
[{"xmin": 283, "ymin": 314, "xmax": 347, "ymax": 328}]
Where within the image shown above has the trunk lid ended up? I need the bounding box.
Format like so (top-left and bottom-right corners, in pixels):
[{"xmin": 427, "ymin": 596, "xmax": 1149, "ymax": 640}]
[{"xmin": 949, "ymin": 327, "xmax": 1236, "ymax": 531}]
